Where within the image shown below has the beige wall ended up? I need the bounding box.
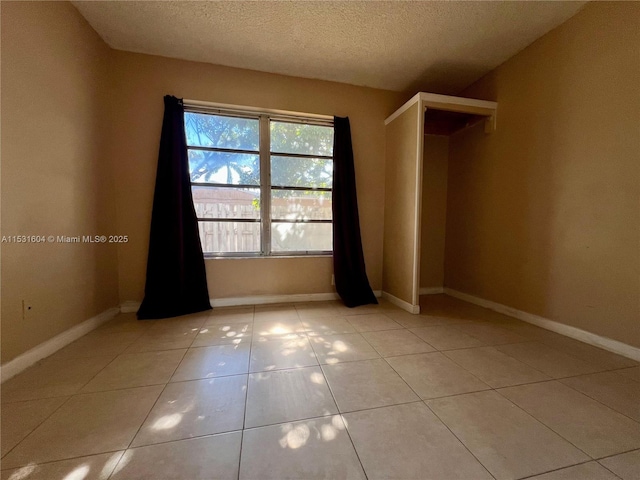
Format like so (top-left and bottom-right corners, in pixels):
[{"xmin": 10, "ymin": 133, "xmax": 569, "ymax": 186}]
[
  {"xmin": 445, "ymin": 2, "xmax": 640, "ymax": 347},
  {"xmin": 383, "ymin": 103, "xmax": 421, "ymax": 304},
  {"xmin": 1, "ymin": 2, "xmax": 119, "ymax": 363},
  {"xmin": 421, "ymin": 135, "xmax": 449, "ymax": 289},
  {"xmin": 108, "ymin": 51, "xmax": 404, "ymax": 302}
]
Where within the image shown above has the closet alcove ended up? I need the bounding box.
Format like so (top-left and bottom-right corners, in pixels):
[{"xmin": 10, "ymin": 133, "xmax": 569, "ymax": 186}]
[{"xmin": 382, "ymin": 93, "xmax": 498, "ymax": 313}]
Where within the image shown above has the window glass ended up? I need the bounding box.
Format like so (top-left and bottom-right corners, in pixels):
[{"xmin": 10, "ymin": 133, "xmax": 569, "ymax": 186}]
[
  {"xmin": 186, "ymin": 109, "xmax": 333, "ymax": 256},
  {"xmin": 185, "ymin": 113, "xmax": 259, "ymax": 150},
  {"xmin": 188, "ymin": 150, "xmax": 260, "ymax": 185},
  {"xmin": 197, "ymin": 221, "xmax": 261, "ymax": 254},
  {"xmin": 271, "ymin": 156, "xmax": 332, "ymax": 189},
  {"xmin": 271, "ymin": 223, "xmax": 332, "ymax": 252},
  {"xmin": 192, "ymin": 186, "xmax": 260, "ymax": 219},
  {"xmin": 271, "ymin": 190, "xmax": 331, "ymax": 221},
  {"xmin": 270, "ymin": 121, "xmax": 334, "ymax": 157}
]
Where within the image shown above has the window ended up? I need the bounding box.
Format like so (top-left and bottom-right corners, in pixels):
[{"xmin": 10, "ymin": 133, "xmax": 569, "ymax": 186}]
[{"xmin": 185, "ymin": 106, "xmax": 334, "ymax": 256}]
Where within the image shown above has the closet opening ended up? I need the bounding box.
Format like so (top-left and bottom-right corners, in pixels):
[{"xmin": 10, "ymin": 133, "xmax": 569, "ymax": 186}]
[{"xmin": 383, "ymin": 93, "xmax": 497, "ymax": 313}]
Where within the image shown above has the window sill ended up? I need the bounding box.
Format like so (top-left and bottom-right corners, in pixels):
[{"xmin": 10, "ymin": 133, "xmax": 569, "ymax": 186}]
[{"xmin": 204, "ymin": 254, "xmax": 332, "ymax": 260}]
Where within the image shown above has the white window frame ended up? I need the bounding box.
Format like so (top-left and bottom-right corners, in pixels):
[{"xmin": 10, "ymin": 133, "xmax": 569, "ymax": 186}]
[{"xmin": 184, "ymin": 100, "xmax": 334, "ymax": 258}]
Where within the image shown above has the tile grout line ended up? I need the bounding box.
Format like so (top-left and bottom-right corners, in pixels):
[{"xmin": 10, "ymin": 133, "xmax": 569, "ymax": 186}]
[
  {"xmin": 236, "ymin": 306, "xmax": 255, "ymax": 480},
  {"xmin": 0, "ymin": 448, "xmax": 126, "ymax": 474},
  {"xmin": 4, "ymin": 299, "xmax": 637, "ymax": 475},
  {"xmin": 555, "ymin": 376, "xmax": 640, "ymax": 426},
  {"xmin": 0, "ymin": 394, "xmax": 75, "ymax": 462},
  {"xmin": 372, "ymin": 346, "xmax": 498, "ymax": 480},
  {"xmin": 593, "ymin": 446, "xmax": 640, "ymax": 461},
  {"xmin": 419, "ymin": 400, "xmax": 497, "ymax": 480},
  {"xmin": 304, "ymin": 318, "xmax": 376, "ymax": 478},
  {"xmin": 121, "ymin": 337, "xmax": 193, "ymax": 456},
  {"xmin": 0, "ymin": 337, "xmax": 142, "ymax": 463},
  {"xmin": 514, "ymin": 458, "xmax": 621, "ymax": 480},
  {"xmin": 315, "ymin": 358, "xmax": 370, "ymax": 480},
  {"xmin": 491, "ymin": 386, "xmax": 596, "ymax": 460}
]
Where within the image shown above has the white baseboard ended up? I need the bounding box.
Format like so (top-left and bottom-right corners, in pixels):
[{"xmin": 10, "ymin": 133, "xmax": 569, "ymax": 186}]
[
  {"xmin": 121, "ymin": 291, "xmax": 383, "ymax": 312},
  {"xmin": 419, "ymin": 287, "xmax": 444, "ymax": 295},
  {"xmin": 444, "ymin": 288, "xmax": 640, "ymax": 362},
  {"xmin": 382, "ymin": 291, "xmax": 420, "ymax": 314},
  {"xmin": 212, "ymin": 292, "xmax": 341, "ymax": 307},
  {"xmin": 1, "ymin": 307, "xmax": 120, "ymax": 383},
  {"xmin": 120, "ymin": 300, "xmax": 141, "ymax": 313}
]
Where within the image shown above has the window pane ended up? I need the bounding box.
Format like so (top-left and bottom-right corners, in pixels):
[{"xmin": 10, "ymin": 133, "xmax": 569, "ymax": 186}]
[
  {"xmin": 271, "ymin": 190, "xmax": 331, "ymax": 221},
  {"xmin": 270, "ymin": 121, "xmax": 334, "ymax": 157},
  {"xmin": 192, "ymin": 186, "xmax": 260, "ymax": 219},
  {"xmin": 185, "ymin": 112, "xmax": 259, "ymax": 150},
  {"xmin": 271, "ymin": 222, "xmax": 332, "ymax": 252},
  {"xmin": 271, "ymin": 156, "xmax": 333, "ymax": 188},
  {"xmin": 198, "ymin": 221, "xmax": 261, "ymax": 254},
  {"xmin": 188, "ymin": 150, "xmax": 260, "ymax": 185}
]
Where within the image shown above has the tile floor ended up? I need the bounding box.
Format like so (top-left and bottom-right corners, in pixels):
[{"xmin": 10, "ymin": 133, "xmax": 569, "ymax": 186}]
[{"xmin": 1, "ymin": 294, "xmax": 639, "ymax": 480}]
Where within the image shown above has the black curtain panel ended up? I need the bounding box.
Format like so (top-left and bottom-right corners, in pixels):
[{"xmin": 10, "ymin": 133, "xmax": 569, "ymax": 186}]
[
  {"xmin": 137, "ymin": 96, "xmax": 212, "ymax": 319},
  {"xmin": 332, "ymin": 116, "xmax": 378, "ymax": 308}
]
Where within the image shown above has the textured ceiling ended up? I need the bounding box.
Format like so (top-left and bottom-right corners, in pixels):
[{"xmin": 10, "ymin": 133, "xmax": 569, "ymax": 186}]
[{"xmin": 72, "ymin": 1, "xmax": 586, "ymax": 94}]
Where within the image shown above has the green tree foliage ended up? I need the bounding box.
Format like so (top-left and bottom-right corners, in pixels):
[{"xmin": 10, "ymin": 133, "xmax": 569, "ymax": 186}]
[{"xmin": 185, "ymin": 113, "xmax": 333, "ymax": 194}]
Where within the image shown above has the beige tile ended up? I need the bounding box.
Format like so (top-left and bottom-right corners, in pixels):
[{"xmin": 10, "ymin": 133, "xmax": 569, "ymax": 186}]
[
  {"xmin": 295, "ymin": 302, "xmax": 341, "ymax": 319},
  {"xmin": 52, "ymin": 331, "xmax": 144, "ymax": 359},
  {"xmin": 1, "ymin": 386, "xmax": 162, "ymax": 469},
  {"xmin": 619, "ymin": 366, "xmax": 640, "ymax": 382},
  {"xmin": 205, "ymin": 306, "xmax": 254, "ymax": 325},
  {"xmin": 301, "ymin": 317, "xmax": 357, "ymax": 336},
  {"xmin": 254, "ymin": 304, "xmax": 300, "ymax": 322},
  {"xmin": 345, "ymin": 313, "xmax": 403, "ymax": 332},
  {"xmin": 96, "ymin": 313, "xmax": 152, "ymax": 334},
  {"xmin": 387, "ymin": 311, "xmax": 466, "ymax": 328},
  {"xmin": 541, "ymin": 336, "xmax": 638, "ymax": 370},
  {"xmin": 252, "ymin": 319, "xmax": 306, "ymax": 340},
  {"xmin": 344, "ymin": 403, "xmax": 492, "ymax": 480},
  {"xmin": 387, "ymin": 352, "xmax": 490, "ymax": 399},
  {"xmin": 245, "ymin": 367, "xmax": 337, "ymax": 428},
  {"xmin": 527, "ymin": 462, "xmax": 620, "ymax": 480},
  {"xmin": 250, "ymin": 336, "xmax": 318, "ymax": 373},
  {"xmin": 148, "ymin": 313, "xmax": 209, "ymax": 333},
  {"xmin": 499, "ymin": 381, "xmax": 640, "ymax": 458},
  {"xmin": 309, "ymin": 333, "xmax": 380, "ymax": 365},
  {"xmin": 132, "ymin": 375, "xmax": 247, "ymax": 447},
  {"xmin": 599, "ymin": 449, "xmax": 640, "ymax": 480},
  {"xmin": 1, "ymin": 397, "xmax": 68, "ymax": 457},
  {"xmin": 239, "ymin": 416, "xmax": 366, "ymax": 480},
  {"xmin": 322, "ymin": 359, "xmax": 419, "ymax": 412},
  {"xmin": 112, "ymin": 432, "xmax": 241, "ymax": 480},
  {"xmin": 171, "ymin": 344, "xmax": 250, "ymax": 382},
  {"xmin": 192, "ymin": 322, "xmax": 252, "ymax": 347},
  {"xmin": 339, "ymin": 304, "xmax": 384, "ymax": 316},
  {"xmin": 416, "ymin": 314, "xmax": 473, "ymax": 326},
  {"xmin": 81, "ymin": 350, "xmax": 186, "ymax": 392},
  {"xmin": 444, "ymin": 346, "xmax": 550, "ymax": 388},
  {"xmin": 501, "ymin": 322, "xmax": 568, "ymax": 342},
  {"xmin": 410, "ymin": 325, "xmax": 484, "ymax": 350},
  {"xmin": 1, "ymin": 451, "xmax": 125, "ymax": 480},
  {"xmin": 471, "ymin": 311, "xmax": 522, "ymax": 326},
  {"xmin": 376, "ymin": 298, "xmax": 402, "ymax": 311},
  {"xmin": 382, "ymin": 311, "xmax": 426, "ymax": 328},
  {"xmin": 419, "ymin": 295, "xmax": 479, "ymax": 320},
  {"xmin": 124, "ymin": 330, "xmax": 198, "ymax": 353},
  {"xmin": 1, "ymin": 355, "xmax": 114, "ymax": 403},
  {"xmin": 427, "ymin": 390, "xmax": 589, "ymax": 480},
  {"xmin": 561, "ymin": 371, "xmax": 640, "ymax": 421},
  {"xmin": 452, "ymin": 322, "xmax": 529, "ymax": 345},
  {"xmin": 496, "ymin": 342, "xmax": 606, "ymax": 379},
  {"xmin": 360, "ymin": 329, "xmax": 435, "ymax": 357}
]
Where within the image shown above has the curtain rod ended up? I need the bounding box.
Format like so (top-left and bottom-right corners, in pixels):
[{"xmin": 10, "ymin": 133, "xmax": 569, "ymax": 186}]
[{"xmin": 183, "ymin": 99, "xmax": 334, "ymax": 122}]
